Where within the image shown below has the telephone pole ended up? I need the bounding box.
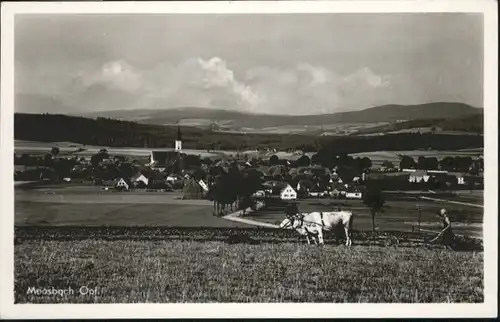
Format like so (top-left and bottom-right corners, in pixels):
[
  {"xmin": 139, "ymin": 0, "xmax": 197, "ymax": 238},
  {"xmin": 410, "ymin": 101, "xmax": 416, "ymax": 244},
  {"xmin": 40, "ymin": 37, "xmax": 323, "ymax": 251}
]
[{"xmin": 416, "ymin": 203, "xmax": 422, "ymax": 232}]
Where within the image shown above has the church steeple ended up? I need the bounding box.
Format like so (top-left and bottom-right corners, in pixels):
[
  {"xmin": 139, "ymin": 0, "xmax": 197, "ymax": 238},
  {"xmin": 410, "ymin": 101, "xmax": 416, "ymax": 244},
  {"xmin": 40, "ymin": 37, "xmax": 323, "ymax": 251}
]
[
  {"xmin": 175, "ymin": 122, "xmax": 182, "ymax": 152},
  {"xmin": 177, "ymin": 123, "xmax": 182, "ymax": 141}
]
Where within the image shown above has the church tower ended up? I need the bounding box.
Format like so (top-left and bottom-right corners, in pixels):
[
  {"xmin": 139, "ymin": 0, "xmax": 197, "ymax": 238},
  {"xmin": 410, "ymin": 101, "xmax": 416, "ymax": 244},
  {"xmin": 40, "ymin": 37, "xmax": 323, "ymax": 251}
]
[{"xmin": 174, "ymin": 123, "xmax": 182, "ymax": 152}]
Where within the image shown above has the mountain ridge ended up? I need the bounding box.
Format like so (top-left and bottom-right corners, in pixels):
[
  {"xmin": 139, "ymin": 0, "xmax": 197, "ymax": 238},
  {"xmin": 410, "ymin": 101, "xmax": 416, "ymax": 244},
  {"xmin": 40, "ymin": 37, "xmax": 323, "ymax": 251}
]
[
  {"xmin": 15, "ymin": 93, "xmax": 482, "ymax": 131},
  {"xmin": 75, "ymin": 102, "xmax": 482, "ymax": 129},
  {"xmin": 78, "ymin": 102, "xmax": 482, "ymax": 119}
]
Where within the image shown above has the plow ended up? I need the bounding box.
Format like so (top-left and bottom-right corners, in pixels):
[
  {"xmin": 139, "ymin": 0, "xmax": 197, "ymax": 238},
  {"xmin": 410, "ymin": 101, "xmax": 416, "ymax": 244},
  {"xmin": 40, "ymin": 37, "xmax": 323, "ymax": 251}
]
[{"xmin": 419, "ymin": 228, "xmax": 446, "ymax": 243}]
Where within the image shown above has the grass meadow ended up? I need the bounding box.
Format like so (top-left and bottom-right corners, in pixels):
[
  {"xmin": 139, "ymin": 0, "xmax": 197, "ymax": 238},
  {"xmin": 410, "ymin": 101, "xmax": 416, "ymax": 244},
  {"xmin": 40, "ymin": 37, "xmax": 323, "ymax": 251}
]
[{"xmin": 15, "ymin": 239, "xmax": 483, "ymax": 303}]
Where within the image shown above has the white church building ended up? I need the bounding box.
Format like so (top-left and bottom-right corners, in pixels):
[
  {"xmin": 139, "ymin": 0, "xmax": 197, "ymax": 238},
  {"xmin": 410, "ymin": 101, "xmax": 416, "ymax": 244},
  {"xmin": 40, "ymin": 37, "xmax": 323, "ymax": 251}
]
[{"xmin": 148, "ymin": 123, "xmax": 183, "ymax": 169}]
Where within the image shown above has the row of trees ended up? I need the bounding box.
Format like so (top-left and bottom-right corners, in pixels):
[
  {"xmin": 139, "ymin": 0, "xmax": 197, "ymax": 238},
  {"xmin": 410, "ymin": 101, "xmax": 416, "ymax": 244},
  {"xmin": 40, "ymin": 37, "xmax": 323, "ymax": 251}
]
[
  {"xmin": 357, "ymin": 114, "xmax": 483, "ymax": 136},
  {"xmin": 15, "ymin": 113, "xmax": 483, "ymax": 153},
  {"xmin": 207, "ymin": 164, "xmax": 262, "ymax": 216},
  {"xmin": 268, "ymin": 153, "xmax": 372, "ymax": 171},
  {"xmin": 318, "ymin": 133, "xmax": 482, "ymax": 155},
  {"xmin": 398, "ymin": 155, "xmax": 483, "ymax": 173}
]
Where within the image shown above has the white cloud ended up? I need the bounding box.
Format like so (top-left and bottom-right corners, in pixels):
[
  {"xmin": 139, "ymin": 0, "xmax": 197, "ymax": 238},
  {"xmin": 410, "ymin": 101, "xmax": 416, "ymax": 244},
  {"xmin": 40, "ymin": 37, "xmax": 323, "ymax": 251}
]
[
  {"xmin": 343, "ymin": 66, "xmax": 390, "ymax": 89},
  {"xmin": 78, "ymin": 60, "xmax": 143, "ymax": 93},
  {"xmin": 241, "ymin": 63, "xmax": 391, "ymax": 114},
  {"xmin": 56, "ymin": 57, "xmax": 394, "ymax": 114},
  {"xmin": 197, "ymin": 57, "xmax": 262, "ymax": 111}
]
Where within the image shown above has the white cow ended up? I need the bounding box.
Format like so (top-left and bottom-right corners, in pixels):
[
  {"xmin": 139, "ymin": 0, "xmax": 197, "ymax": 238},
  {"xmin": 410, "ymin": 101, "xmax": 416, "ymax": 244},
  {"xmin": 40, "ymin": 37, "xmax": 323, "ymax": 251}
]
[{"xmin": 280, "ymin": 210, "xmax": 354, "ymax": 246}]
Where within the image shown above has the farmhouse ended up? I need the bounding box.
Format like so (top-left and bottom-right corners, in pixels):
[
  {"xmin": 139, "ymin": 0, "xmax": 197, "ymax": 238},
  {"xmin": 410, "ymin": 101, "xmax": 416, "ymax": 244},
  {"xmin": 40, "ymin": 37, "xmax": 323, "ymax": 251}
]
[
  {"xmin": 198, "ymin": 179, "xmax": 209, "ymax": 192},
  {"xmin": 182, "ymin": 179, "xmax": 205, "ymax": 200},
  {"xmin": 115, "ymin": 178, "xmax": 130, "ymax": 191},
  {"xmin": 309, "ymin": 182, "xmax": 327, "ymax": 197},
  {"xmin": 330, "ymin": 188, "xmax": 347, "ymax": 198},
  {"xmin": 449, "ymin": 172, "xmax": 468, "ymax": 185},
  {"xmin": 131, "ymin": 172, "xmax": 149, "ymax": 187},
  {"xmin": 345, "ymin": 191, "xmax": 363, "ymax": 199},
  {"xmin": 278, "ymin": 183, "xmax": 297, "ymax": 200},
  {"xmin": 408, "ymin": 170, "xmax": 431, "ymax": 183}
]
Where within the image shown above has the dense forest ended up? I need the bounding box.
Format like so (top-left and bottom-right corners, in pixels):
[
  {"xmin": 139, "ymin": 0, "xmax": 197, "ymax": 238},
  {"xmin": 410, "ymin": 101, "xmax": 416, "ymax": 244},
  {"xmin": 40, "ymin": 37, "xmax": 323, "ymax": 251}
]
[
  {"xmin": 355, "ymin": 114, "xmax": 483, "ymax": 135},
  {"xmin": 14, "ymin": 113, "xmax": 322, "ymax": 151},
  {"xmin": 15, "ymin": 113, "xmax": 483, "ymax": 153}
]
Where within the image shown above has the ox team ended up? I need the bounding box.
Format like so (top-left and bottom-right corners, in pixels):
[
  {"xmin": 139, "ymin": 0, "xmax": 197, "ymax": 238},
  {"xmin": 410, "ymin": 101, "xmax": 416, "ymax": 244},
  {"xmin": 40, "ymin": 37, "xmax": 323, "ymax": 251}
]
[
  {"xmin": 280, "ymin": 204, "xmax": 354, "ymax": 246},
  {"xmin": 280, "ymin": 204, "xmax": 454, "ymax": 248}
]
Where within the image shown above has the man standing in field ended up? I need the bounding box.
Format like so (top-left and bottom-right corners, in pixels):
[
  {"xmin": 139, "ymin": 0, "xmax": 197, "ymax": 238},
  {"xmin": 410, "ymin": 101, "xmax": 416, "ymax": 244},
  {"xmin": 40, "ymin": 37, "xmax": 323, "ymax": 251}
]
[{"xmin": 431, "ymin": 208, "xmax": 454, "ymax": 249}]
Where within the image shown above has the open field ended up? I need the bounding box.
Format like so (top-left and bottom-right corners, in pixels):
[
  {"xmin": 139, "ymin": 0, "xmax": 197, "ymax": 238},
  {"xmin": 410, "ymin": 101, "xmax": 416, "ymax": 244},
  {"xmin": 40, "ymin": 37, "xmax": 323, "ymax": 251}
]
[
  {"xmin": 214, "ymin": 122, "xmax": 387, "ymax": 135},
  {"xmin": 15, "ymin": 191, "xmax": 252, "ymax": 227},
  {"xmin": 14, "ymin": 140, "xmax": 483, "ymax": 163},
  {"xmin": 14, "ymin": 140, "xmax": 234, "ymax": 159},
  {"xmin": 246, "ymin": 198, "xmax": 483, "ymax": 239},
  {"xmin": 15, "ymin": 201, "xmax": 250, "ymax": 227},
  {"xmin": 15, "ymin": 185, "xmax": 483, "ymax": 238},
  {"xmin": 14, "ymin": 238, "xmax": 483, "ymax": 303},
  {"xmin": 14, "ymin": 139, "xmax": 296, "ymax": 160},
  {"xmin": 14, "ymin": 184, "xmax": 484, "ymax": 303},
  {"xmin": 349, "ymin": 150, "xmax": 483, "ymax": 166}
]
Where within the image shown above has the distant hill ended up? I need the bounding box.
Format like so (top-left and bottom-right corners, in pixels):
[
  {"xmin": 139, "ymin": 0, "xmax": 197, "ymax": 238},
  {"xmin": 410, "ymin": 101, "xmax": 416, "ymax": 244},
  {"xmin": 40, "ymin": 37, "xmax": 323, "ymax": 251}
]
[
  {"xmin": 14, "ymin": 113, "xmax": 483, "ymax": 154},
  {"xmin": 79, "ymin": 102, "xmax": 482, "ymax": 129},
  {"xmin": 355, "ymin": 114, "xmax": 484, "ymax": 135},
  {"xmin": 334, "ymin": 102, "xmax": 482, "ymax": 122},
  {"xmin": 15, "ymin": 93, "xmax": 482, "ymax": 134}
]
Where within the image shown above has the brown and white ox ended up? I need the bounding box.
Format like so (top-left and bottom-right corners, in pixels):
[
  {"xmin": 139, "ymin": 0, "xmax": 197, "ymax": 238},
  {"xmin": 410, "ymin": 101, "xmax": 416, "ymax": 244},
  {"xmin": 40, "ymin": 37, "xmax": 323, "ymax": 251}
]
[{"xmin": 279, "ymin": 210, "xmax": 354, "ymax": 246}]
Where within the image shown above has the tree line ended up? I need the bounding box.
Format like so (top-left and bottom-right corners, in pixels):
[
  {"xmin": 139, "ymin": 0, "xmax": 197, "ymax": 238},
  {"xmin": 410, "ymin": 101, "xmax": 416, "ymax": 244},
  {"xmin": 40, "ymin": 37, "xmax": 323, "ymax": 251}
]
[
  {"xmin": 356, "ymin": 114, "xmax": 483, "ymax": 135},
  {"xmin": 15, "ymin": 113, "xmax": 483, "ymax": 153},
  {"xmin": 398, "ymin": 155, "xmax": 483, "ymax": 173}
]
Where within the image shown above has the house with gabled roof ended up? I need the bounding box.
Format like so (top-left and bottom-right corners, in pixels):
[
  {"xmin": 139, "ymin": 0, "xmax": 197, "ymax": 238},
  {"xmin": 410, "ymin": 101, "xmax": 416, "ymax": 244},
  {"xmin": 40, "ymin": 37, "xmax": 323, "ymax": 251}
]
[
  {"xmin": 408, "ymin": 170, "xmax": 431, "ymax": 183},
  {"xmin": 271, "ymin": 182, "xmax": 297, "ymax": 200},
  {"xmin": 447, "ymin": 172, "xmax": 469, "ymax": 185},
  {"xmin": 198, "ymin": 179, "xmax": 209, "ymax": 192},
  {"xmin": 115, "ymin": 178, "xmax": 130, "ymax": 191},
  {"xmin": 346, "ymin": 191, "xmax": 363, "ymax": 199},
  {"xmin": 182, "ymin": 179, "xmax": 205, "ymax": 200},
  {"xmin": 131, "ymin": 172, "xmax": 149, "ymax": 186}
]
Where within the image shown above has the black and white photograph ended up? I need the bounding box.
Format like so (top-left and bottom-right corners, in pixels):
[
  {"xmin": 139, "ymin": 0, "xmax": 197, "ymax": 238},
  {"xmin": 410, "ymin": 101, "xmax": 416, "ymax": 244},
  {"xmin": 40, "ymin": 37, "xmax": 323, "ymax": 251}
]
[{"xmin": 1, "ymin": 0, "xmax": 497, "ymax": 319}]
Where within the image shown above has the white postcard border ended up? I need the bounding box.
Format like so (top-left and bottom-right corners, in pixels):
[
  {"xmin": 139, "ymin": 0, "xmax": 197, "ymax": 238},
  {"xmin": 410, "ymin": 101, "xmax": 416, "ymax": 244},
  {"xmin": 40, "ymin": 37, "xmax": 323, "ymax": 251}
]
[{"xmin": 1, "ymin": 1, "xmax": 497, "ymax": 319}]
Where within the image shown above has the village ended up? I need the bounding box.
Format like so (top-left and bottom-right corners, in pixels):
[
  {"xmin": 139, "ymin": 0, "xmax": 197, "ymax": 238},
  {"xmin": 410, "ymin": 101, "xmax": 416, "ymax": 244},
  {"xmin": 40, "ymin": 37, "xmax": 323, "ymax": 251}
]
[{"xmin": 14, "ymin": 126, "xmax": 485, "ymax": 214}]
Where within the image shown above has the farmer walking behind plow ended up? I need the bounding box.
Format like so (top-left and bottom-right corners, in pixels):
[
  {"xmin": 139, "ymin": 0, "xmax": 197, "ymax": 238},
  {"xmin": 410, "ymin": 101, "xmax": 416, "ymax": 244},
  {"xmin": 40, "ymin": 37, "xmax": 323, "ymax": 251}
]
[{"xmin": 429, "ymin": 208, "xmax": 455, "ymax": 250}]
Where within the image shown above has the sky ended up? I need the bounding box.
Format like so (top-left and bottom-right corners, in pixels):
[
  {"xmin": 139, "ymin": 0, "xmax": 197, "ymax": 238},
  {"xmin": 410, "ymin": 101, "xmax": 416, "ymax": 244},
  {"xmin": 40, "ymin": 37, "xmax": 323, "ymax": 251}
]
[{"xmin": 15, "ymin": 13, "xmax": 483, "ymax": 115}]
